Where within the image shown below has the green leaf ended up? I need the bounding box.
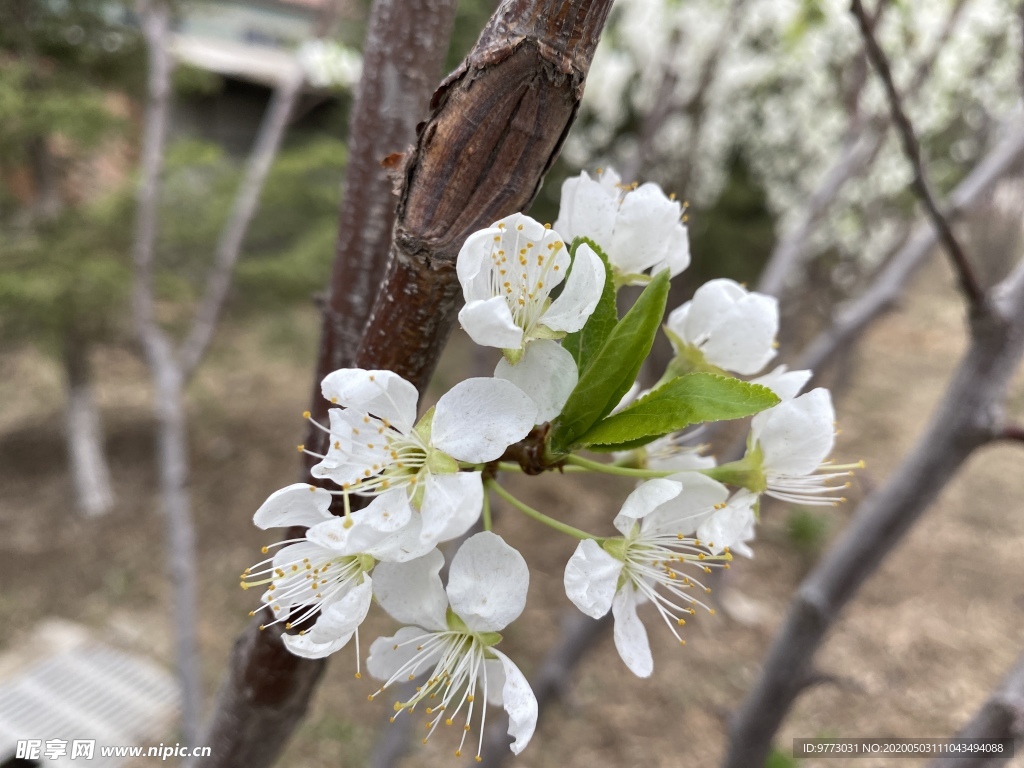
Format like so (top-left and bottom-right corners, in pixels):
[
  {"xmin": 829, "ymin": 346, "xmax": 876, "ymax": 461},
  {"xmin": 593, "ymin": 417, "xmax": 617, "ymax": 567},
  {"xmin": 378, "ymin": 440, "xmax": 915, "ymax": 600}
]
[
  {"xmin": 550, "ymin": 270, "xmax": 671, "ymax": 453},
  {"xmin": 562, "ymin": 237, "xmax": 618, "ymax": 373},
  {"xmin": 577, "ymin": 373, "xmax": 780, "ymax": 452}
]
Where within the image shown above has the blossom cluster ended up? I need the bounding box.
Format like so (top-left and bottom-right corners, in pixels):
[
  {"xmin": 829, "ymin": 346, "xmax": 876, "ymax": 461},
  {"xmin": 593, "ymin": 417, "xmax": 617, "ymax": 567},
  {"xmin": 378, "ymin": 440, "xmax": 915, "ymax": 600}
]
[{"xmin": 241, "ymin": 168, "xmax": 858, "ymax": 759}]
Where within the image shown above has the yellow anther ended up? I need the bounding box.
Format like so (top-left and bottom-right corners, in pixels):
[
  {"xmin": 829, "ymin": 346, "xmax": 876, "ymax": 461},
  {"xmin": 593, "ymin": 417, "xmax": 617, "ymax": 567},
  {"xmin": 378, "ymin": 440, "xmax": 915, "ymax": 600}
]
[
  {"xmin": 261, "ymin": 546, "xmax": 269, "ymax": 554},
  {"xmin": 355, "ymin": 672, "xmax": 362, "ymax": 679},
  {"xmin": 677, "ymin": 618, "xmax": 686, "ymax": 626},
  {"xmin": 296, "ymin": 444, "xmax": 304, "ymax": 452},
  {"xmin": 302, "ymin": 410, "xmax": 311, "ymax": 419}
]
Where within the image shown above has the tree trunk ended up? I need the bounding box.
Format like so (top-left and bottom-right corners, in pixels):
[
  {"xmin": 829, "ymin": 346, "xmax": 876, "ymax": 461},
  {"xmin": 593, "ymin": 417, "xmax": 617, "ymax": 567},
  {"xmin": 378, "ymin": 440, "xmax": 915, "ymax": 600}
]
[{"xmin": 63, "ymin": 335, "xmax": 114, "ymax": 517}]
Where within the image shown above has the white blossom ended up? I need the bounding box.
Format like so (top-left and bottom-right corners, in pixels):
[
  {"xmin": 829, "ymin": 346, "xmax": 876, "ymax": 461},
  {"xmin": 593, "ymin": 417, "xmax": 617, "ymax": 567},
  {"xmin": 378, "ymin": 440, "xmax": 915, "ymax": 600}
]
[
  {"xmin": 308, "ymin": 369, "xmax": 536, "ymax": 556},
  {"xmin": 553, "ymin": 167, "xmax": 691, "ymax": 284},
  {"xmin": 457, "ymin": 212, "xmax": 604, "ymax": 356},
  {"xmin": 563, "ymin": 475, "xmax": 753, "ymax": 676},
  {"xmin": 368, "ymin": 533, "xmax": 538, "ymax": 759},
  {"xmin": 242, "ymin": 484, "xmax": 381, "ymax": 661},
  {"xmin": 665, "ymin": 278, "xmax": 779, "ymax": 376},
  {"xmin": 743, "ymin": 387, "xmax": 860, "ymax": 505}
]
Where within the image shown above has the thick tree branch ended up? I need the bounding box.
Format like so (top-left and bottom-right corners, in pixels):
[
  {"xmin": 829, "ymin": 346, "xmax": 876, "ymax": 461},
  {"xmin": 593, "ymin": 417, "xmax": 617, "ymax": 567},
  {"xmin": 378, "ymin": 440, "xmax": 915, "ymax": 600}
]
[
  {"xmin": 196, "ymin": 1, "xmax": 459, "ymax": 764},
  {"xmin": 723, "ymin": 263, "xmax": 1024, "ymax": 767},
  {"xmin": 926, "ymin": 651, "xmax": 1024, "ymax": 768},
  {"xmin": 797, "ymin": 121, "xmax": 1024, "ymax": 374},
  {"xmin": 852, "ymin": 0, "xmax": 985, "ymax": 307},
  {"xmin": 355, "ymin": 0, "xmax": 614, "ymax": 393},
  {"xmin": 178, "ymin": 68, "xmax": 306, "ymax": 379}
]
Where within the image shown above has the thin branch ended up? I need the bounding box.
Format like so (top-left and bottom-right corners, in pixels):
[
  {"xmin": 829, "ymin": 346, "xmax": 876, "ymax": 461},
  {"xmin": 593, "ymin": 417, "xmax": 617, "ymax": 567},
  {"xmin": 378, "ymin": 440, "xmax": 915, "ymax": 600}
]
[
  {"xmin": 723, "ymin": 249, "xmax": 1024, "ymax": 768},
  {"xmin": 132, "ymin": 0, "xmax": 203, "ymax": 745},
  {"xmin": 178, "ymin": 67, "xmax": 305, "ymax": 379},
  {"xmin": 926, "ymin": 651, "xmax": 1024, "ymax": 768},
  {"xmin": 797, "ymin": 120, "xmax": 1024, "ymax": 374},
  {"xmin": 758, "ymin": 0, "xmax": 968, "ymax": 297},
  {"xmin": 851, "ymin": 0, "xmax": 986, "ymax": 307}
]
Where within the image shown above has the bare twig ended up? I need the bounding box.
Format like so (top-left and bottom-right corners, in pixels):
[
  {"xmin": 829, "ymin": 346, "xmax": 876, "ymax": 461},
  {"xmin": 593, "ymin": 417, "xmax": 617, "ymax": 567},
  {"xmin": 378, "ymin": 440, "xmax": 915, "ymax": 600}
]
[
  {"xmin": 723, "ymin": 265, "xmax": 1024, "ymax": 767},
  {"xmin": 798, "ymin": 121, "xmax": 1024, "ymax": 373},
  {"xmin": 926, "ymin": 652, "xmax": 1024, "ymax": 768},
  {"xmin": 757, "ymin": 0, "xmax": 968, "ymax": 297},
  {"xmin": 851, "ymin": 0, "xmax": 985, "ymax": 307},
  {"xmin": 132, "ymin": 0, "xmax": 203, "ymax": 745},
  {"xmin": 178, "ymin": 68, "xmax": 306, "ymax": 379}
]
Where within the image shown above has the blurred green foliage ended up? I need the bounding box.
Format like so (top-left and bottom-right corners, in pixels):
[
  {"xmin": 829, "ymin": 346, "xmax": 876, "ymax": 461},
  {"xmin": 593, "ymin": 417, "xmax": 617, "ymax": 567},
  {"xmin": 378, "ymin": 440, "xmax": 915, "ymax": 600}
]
[
  {"xmin": 0, "ymin": 0, "xmax": 349, "ymax": 363},
  {"xmin": 785, "ymin": 506, "xmax": 831, "ymax": 557}
]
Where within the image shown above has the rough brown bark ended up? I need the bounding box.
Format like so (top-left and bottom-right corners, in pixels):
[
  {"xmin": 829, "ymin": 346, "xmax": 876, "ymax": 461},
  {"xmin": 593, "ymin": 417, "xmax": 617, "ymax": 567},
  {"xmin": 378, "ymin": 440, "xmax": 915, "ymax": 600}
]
[
  {"xmin": 197, "ymin": 1, "xmax": 458, "ymax": 764},
  {"xmin": 200, "ymin": 2, "xmax": 613, "ymax": 765}
]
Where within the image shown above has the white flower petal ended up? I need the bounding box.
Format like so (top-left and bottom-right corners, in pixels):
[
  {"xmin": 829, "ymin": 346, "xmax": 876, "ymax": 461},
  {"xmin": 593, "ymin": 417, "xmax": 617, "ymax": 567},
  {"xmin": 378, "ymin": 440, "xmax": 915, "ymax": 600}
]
[
  {"xmin": 372, "ymin": 549, "xmax": 448, "ymax": 630},
  {"xmin": 751, "ymin": 388, "xmax": 835, "ymax": 476},
  {"xmin": 680, "ymin": 279, "xmax": 747, "ymax": 343},
  {"xmin": 612, "ymin": 478, "xmax": 684, "ymax": 536},
  {"xmin": 541, "ymin": 242, "xmax": 605, "ymax": 333},
  {"xmin": 674, "ymin": 279, "xmax": 779, "ymax": 375},
  {"xmin": 484, "ymin": 658, "xmax": 506, "ymax": 706},
  {"xmin": 697, "ymin": 490, "xmax": 758, "ymax": 556},
  {"xmin": 320, "ymin": 369, "xmax": 419, "ymax": 433},
  {"xmin": 494, "ymin": 340, "xmax": 578, "ymax": 423},
  {"xmin": 282, "ymin": 577, "xmax": 372, "ymax": 659},
  {"xmin": 366, "ymin": 625, "xmax": 443, "ymax": 682},
  {"xmin": 612, "ymin": 584, "xmax": 653, "ymax": 678},
  {"xmin": 652, "ymin": 221, "xmax": 690, "ymax": 278},
  {"xmin": 446, "ymin": 531, "xmax": 529, "ymax": 632},
  {"xmin": 419, "ymin": 472, "xmax": 483, "ymax": 547},
  {"xmin": 431, "ymin": 378, "xmax": 537, "ymax": 462},
  {"xmin": 564, "ymin": 539, "xmax": 622, "ymax": 618},
  {"xmin": 306, "ymin": 489, "xmax": 413, "ymax": 555},
  {"xmin": 752, "ymin": 364, "xmax": 812, "ymax": 402},
  {"xmin": 253, "ymin": 483, "xmax": 334, "ymax": 530},
  {"xmin": 490, "ymin": 648, "xmax": 538, "ymax": 755},
  {"xmin": 459, "ymin": 296, "xmax": 524, "ymax": 350},
  {"xmin": 641, "ymin": 472, "xmax": 729, "ymax": 536},
  {"xmin": 698, "ymin": 291, "xmax": 779, "ymax": 375},
  {"xmin": 552, "ymin": 171, "xmax": 618, "ymax": 249},
  {"xmin": 456, "ymin": 227, "xmax": 502, "ymax": 302},
  {"xmin": 610, "ymin": 183, "xmax": 681, "ymax": 275}
]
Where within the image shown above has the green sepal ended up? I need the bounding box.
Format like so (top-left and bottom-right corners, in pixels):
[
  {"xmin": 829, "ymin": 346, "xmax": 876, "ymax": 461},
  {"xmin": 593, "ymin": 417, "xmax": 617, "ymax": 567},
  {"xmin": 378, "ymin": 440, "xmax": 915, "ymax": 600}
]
[
  {"xmin": 550, "ymin": 270, "xmax": 671, "ymax": 454},
  {"xmin": 502, "ymin": 347, "xmax": 525, "ymax": 365},
  {"xmin": 478, "ymin": 631, "xmax": 503, "ymax": 647},
  {"xmin": 577, "ymin": 373, "xmax": 779, "ymax": 452},
  {"xmin": 601, "ymin": 537, "xmax": 627, "ymax": 561},
  {"xmin": 701, "ymin": 443, "xmax": 768, "ymax": 494},
  {"xmin": 446, "ymin": 609, "xmax": 469, "ymax": 633},
  {"xmin": 562, "ymin": 237, "xmax": 618, "ymax": 374},
  {"xmin": 413, "ymin": 406, "xmax": 435, "ymax": 443},
  {"xmin": 426, "ymin": 449, "xmax": 459, "ymax": 475}
]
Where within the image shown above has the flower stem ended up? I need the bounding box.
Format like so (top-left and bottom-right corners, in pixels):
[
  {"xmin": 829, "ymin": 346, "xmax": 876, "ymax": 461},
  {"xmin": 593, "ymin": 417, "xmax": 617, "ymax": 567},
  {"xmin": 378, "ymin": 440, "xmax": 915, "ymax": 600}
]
[
  {"xmin": 482, "ymin": 486, "xmax": 492, "ymax": 532},
  {"xmin": 564, "ymin": 453, "xmax": 674, "ymax": 478},
  {"xmin": 486, "ymin": 480, "xmax": 597, "ymax": 541},
  {"xmin": 496, "ymin": 462, "xmax": 524, "ymax": 473}
]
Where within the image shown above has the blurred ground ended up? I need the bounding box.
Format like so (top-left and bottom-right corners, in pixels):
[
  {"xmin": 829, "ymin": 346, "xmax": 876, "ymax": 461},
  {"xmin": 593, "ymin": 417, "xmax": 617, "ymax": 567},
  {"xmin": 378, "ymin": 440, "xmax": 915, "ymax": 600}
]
[{"xmin": 1, "ymin": 256, "xmax": 1022, "ymax": 768}]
